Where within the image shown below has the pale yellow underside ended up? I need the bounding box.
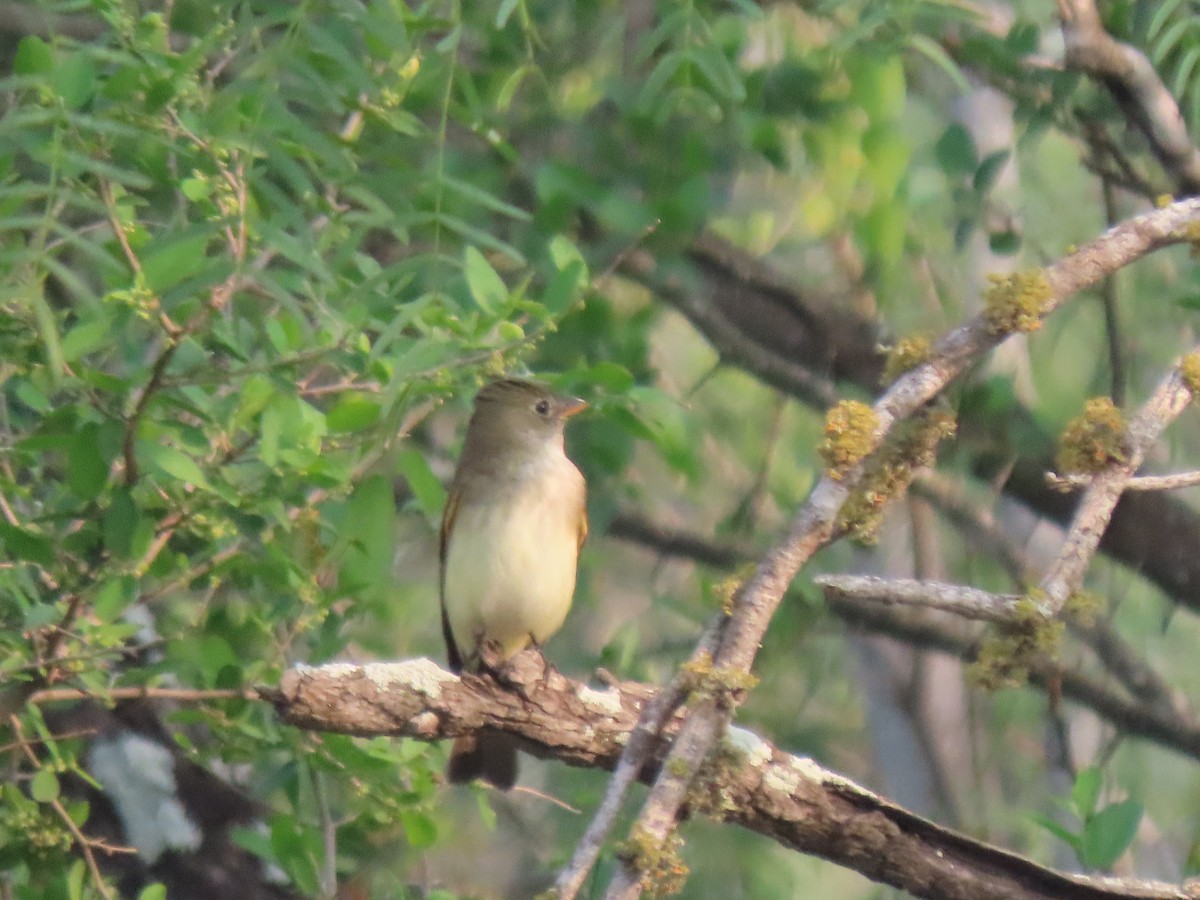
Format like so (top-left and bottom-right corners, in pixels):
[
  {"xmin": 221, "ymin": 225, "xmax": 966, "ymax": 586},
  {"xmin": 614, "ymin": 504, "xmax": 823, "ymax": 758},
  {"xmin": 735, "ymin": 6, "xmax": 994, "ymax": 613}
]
[{"xmin": 443, "ymin": 464, "xmax": 581, "ymax": 661}]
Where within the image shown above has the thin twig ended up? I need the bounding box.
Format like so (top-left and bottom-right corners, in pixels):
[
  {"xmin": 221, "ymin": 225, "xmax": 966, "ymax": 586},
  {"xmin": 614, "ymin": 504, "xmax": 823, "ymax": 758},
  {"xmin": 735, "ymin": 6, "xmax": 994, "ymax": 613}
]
[
  {"xmin": 8, "ymin": 715, "xmax": 129, "ymax": 899},
  {"xmin": 28, "ymin": 686, "xmax": 258, "ymax": 705},
  {"xmin": 814, "ymin": 575, "xmax": 1020, "ymax": 623},
  {"xmin": 1046, "ymin": 470, "xmax": 1200, "ymax": 492}
]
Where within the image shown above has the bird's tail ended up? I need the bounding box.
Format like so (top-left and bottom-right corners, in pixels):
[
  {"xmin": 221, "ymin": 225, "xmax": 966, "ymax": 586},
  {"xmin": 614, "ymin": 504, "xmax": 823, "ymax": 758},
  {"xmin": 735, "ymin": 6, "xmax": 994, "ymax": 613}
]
[{"xmin": 447, "ymin": 731, "xmax": 518, "ymax": 790}]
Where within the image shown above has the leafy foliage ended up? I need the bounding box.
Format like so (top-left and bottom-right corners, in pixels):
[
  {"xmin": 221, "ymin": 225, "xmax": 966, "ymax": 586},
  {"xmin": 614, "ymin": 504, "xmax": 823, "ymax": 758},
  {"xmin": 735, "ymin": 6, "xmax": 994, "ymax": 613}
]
[{"xmin": 0, "ymin": 0, "xmax": 1195, "ymax": 897}]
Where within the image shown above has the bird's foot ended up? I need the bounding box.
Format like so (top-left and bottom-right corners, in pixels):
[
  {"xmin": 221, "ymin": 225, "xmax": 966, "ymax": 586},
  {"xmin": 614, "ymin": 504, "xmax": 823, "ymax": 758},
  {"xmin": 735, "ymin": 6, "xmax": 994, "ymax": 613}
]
[
  {"xmin": 496, "ymin": 645, "xmax": 549, "ymax": 697},
  {"xmin": 476, "ymin": 638, "xmax": 508, "ymax": 676}
]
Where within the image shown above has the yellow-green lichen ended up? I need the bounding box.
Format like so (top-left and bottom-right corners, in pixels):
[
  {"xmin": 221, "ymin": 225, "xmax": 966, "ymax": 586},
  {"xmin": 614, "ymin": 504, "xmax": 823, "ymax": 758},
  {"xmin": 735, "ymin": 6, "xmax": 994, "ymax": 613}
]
[
  {"xmin": 1064, "ymin": 590, "xmax": 1106, "ymax": 626},
  {"xmin": 1055, "ymin": 397, "xmax": 1128, "ymax": 475},
  {"xmin": 1181, "ymin": 352, "xmax": 1200, "ymax": 397},
  {"xmin": 686, "ymin": 741, "xmax": 743, "ymax": 818},
  {"xmin": 680, "ymin": 651, "xmax": 759, "ymax": 708},
  {"xmin": 968, "ymin": 591, "xmax": 1063, "ymax": 690},
  {"xmin": 837, "ymin": 406, "xmax": 957, "ymax": 543},
  {"xmin": 1156, "ymin": 193, "xmax": 1174, "ymax": 208},
  {"xmin": 708, "ymin": 567, "xmax": 752, "ymax": 617},
  {"xmin": 881, "ymin": 334, "xmax": 933, "ymax": 385},
  {"xmin": 819, "ymin": 400, "xmax": 879, "ymax": 479},
  {"xmin": 983, "ymin": 269, "xmax": 1054, "ymax": 335},
  {"xmin": 616, "ymin": 828, "xmax": 688, "ymax": 896}
]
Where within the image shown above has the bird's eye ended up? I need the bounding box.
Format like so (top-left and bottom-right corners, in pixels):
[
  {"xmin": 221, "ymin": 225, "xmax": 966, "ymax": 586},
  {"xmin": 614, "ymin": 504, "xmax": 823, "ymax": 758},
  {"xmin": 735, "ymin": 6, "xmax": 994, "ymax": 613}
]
[{"xmin": 535, "ymin": 399, "xmax": 551, "ymax": 416}]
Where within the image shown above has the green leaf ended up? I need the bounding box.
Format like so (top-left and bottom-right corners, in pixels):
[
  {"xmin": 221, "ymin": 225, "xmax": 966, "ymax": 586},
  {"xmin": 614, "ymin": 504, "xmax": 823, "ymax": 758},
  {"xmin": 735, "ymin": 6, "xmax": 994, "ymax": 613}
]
[
  {"xmin": 1071, "ymin": 766, "xmax": 1102, "ymax": 820},
  {"xmin": 269, "ymin": 816, "xmax": 320, "ymax": 896},
  {"xmin": 935, "ymin": 123, "xmax": 978, "ymax": 176},
  {"xmin": 326, "ymin": 394, "xmax": 381, "ymax": 433},
  {"xmin": 549, "ymin": 234, "xmax": 587, "ymax": 275},
  {"xmin": 1081, "ymin": 800, "xmax": 1142, "ymax": 869},
  {"xmin": 1148, "ymin": 0, "xmax": 1189, "ymax": 43},
  {"xmin": 14, "ymin": 36, "xmax": 52, "ymax": 76},
  {"xmin": 336, "ymin": 474, "xmax": 396, "ymax": 602},
  {"xmin": 988, "ymin": 230, "xmax": 1021, "ymax": 255},
  {"xmin": 104, "ymin": 488, "xmax": 141, "ymax": 557},
  {"xmin": 496, "ymin": 63, "xmax": 535, "ymax": 111},
  {"xmin": 142, "ymin": 443, "xmax": 213, "ymax": 492},
  {"xmin": 399, "ymin": 809, "xmax": 438, "ymax": 848},
  {"xmin": 137, "ymin": 884, "xmax": 167, "ymax": 900},
  {"xmin": 181, "ymin": 177, "xmax": 212, "ymax": 201},
  {"xmin": 580, "ymin": 361, "xmax": 634, "ymax": 392},
  {"xmin": 53, "ymin": 52, "xmax": 97, "ymax": 110},
  {"xmin": 906, "ymin": 34, "xmax": 971, "ymax": 93},
  {"xmin": 443, "ymin": 176, "xmax": 531, "ymax": 222},
  {"xmin": 1031, "ymin": 813, "xmax": 1081, "ymax": 850},
  {"xmin": 93, "ymin": 576, "xmax": 136, "ymax": 624},
  {"xmin": 0, "ymin": 521, "xmax": 55, "ymax": 566},
  {"xmin": 24, "ymin": 602, "xmax": 61, "ymax": 631},
  {"xmin": 395, "ymin": 449, "xmax": 446, "ymax": 521},
  {"xmin": 495, "ymin": 0, "xmax": 520, "ymax": 27},
  {"xmin": 68, "ymin": 859, "xmax": 86, "ymax": 900},
  {"xmin": 140, "ymin": 233, "xmax": 211, "ymax": 293},
  {"xmin": 68, "ymin": 423, "xmax": 109, "ymax": 500},
  {"xmin": 31, "ymin": 767, "xmax": 60, "ymax": 803},
  {"xmin": 463, "ymin": 246, "xmax": 508, "ymax": 313},
  {"xmin": 974, "ymin": 149, "xmax": 1011, "ymax": 194},
  {"xmin": 542, "ymin": 259, "xmax": 586, "ymax": 316},
  {"xmin": 61, "ymin": 317, "xmax": 113, "ymax": 362},
  {"xmin": 199, "ymin": 635, "xmax": 237, "ymax": 684}
]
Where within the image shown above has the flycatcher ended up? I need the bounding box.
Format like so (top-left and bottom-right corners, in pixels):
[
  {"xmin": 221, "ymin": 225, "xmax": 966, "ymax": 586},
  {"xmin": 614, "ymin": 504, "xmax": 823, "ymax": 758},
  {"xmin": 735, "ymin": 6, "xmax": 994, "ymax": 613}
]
[{"xmin": 440, "ymin": 378, "xmax": 588, "ymax": 788}]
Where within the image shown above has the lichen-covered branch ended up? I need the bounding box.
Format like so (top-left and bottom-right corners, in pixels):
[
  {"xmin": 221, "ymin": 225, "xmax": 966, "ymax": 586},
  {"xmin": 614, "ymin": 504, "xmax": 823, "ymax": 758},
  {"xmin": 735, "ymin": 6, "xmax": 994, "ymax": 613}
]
[
  {"xmin": 275, "ymin": 659, "xmax": 1196, "ymax": 900},
  {"xmin": 600, "ymin": 199, "xmax": 1200, "ymax": 897},
  {"xmin": 1040, "ymin": 351, "xmax": 1199, "ymax": 608},
  {"xmin": 610, "ymin": 508, "xmax": 1199, "ymax": 760}
]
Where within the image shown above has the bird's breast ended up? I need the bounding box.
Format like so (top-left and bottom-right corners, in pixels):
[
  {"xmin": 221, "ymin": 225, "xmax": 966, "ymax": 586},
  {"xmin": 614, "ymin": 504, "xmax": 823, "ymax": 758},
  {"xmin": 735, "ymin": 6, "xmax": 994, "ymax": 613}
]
[{"xmin": 442, "ymin": 460, "xmax": 583, "ymax": 662}]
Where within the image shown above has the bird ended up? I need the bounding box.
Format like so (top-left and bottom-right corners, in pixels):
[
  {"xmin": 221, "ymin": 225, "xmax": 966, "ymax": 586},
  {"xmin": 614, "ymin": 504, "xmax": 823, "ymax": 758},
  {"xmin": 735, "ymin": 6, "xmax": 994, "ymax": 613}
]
[{"xmin": 439, "ymin": 378, "xmax": 588, "ymax": 788}]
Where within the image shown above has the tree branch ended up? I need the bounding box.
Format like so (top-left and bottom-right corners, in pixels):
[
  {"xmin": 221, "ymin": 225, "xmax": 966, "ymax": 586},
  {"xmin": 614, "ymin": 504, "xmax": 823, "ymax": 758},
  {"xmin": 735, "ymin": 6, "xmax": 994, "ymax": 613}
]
[
  {"xmin": 274, "ymin": 660, "xmax": 1198, "ymax": 900},
  {"xmin": 1039, "ymin": 350, "xmax": 1198, "ymax": 608},
  {"xmin": 601, "ymin": 196, "xmax": 1200, "ymax": 897},
  {"xmin": 634, "ymin": 227, "xmax": 1200, "ymax": 619},
  {"xmin": 1059, "ymin": 0, "xmax": 1200, "ymax": 194}
]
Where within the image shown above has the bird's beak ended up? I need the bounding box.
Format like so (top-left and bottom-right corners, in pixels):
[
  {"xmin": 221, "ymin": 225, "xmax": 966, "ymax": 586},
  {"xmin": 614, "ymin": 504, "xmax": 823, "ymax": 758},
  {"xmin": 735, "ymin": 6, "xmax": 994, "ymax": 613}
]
[{"xmin": 558, "ymin": 396, "xmax": 588, "ymax": 419}]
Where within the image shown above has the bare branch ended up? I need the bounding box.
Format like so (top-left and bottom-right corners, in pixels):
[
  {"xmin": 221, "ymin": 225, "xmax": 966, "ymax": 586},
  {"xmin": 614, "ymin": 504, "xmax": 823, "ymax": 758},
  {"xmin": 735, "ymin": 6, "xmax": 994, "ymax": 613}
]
[
  {"xmin": 814, "ymin": 575, "xmax": 1019, "ymax": 623},
  {"xmin": 1060, "ymin": 0, "xmax": 1200, "ymax": 194},
  {"xmin": 1047, "ymin": 470, "xmax": 1200, "ymax": 492}
]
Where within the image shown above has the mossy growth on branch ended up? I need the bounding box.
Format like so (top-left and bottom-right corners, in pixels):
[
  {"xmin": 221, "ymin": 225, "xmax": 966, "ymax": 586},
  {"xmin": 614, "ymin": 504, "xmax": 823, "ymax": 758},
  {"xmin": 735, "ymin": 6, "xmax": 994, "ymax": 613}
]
[
  {"xmin": 881, "ymin": 334, "xmax": 932, "ymax": 385},
  {"xmin": 687, "ymin": 741, "xmax": 744, "ymax": 819},
  {"xmin": 1055, "ymin": 397, "xmax": 1128, "ymax": 475},
  {"xmin": 615, "ymin": 827, "xmax": 688, "ymax": 897},
  {"xmin": 837, "ymin": 406, "xmax": 957, "ymax": 543},
  {"xmin": 681, "ymin": 650, "xmax": 759, "ymax": 708},
  {"xmin": 968, "ymin": 592, "xmax": 1064, "ymax": 689},
  {"xmin": 708, "ymin": 566, "xmax": 753, "ymax": 616},
  {"xmin": 983, "ymin": 269, "xmax": 1054, "ymax": 334},
  {"xmin": 1180, "ymin": 351, "xmax": 1200, "ymax": 397},
  {"xmin": 1064, "ymin": 590, "xmax": 1105, "ymax": 625},
  {"xmin": 819, "ymin": 400, "xmax": 878, "ymax": 479}
]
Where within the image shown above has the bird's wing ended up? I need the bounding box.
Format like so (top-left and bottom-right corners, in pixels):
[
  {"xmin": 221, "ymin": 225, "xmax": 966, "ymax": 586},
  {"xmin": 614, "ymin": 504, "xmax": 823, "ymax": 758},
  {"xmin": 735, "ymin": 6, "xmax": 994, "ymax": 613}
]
[{"xmin": 439, "ymin": 486, "xmax": 464, "ymax": 673}]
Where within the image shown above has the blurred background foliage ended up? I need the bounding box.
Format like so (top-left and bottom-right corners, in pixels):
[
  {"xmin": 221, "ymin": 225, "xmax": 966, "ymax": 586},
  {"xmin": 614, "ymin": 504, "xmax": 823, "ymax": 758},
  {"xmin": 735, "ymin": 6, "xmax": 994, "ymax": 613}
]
[{"xmin": 2, "ymin": 0, "xmax": 1200, "ymax": 897}]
